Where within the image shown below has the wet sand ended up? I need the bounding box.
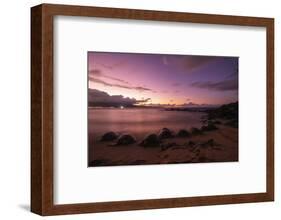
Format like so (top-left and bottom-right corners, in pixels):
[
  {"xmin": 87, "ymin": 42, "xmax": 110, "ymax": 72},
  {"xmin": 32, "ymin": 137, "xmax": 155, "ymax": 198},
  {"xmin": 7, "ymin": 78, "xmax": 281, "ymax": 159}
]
[
  {"xmin": 88, "ymin": 103, "xmax": 239, "ymax": 167},
  {"xmin": 88, "ymin": 123, "xmax": 238, "ymax": 167}
]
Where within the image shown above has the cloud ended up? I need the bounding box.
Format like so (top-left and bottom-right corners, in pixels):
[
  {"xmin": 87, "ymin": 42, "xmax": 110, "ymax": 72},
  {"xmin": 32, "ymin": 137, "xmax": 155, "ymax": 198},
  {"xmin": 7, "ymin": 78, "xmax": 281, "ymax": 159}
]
[
  {"xmin": 224, "ymin": 68, "xmax": 239, "ymax": 79},
  {"xmin": 88, "ymin": 89, "xmax": 151, "ymax": 107},
  {"xmin": 134, "ymin": 86, "xmax": 153, "ymax": 92},
  {"xmin": 162, "ymin": 55, "xmax": 217, "ymax": 71},
  {"xmin": 96, "ymin": 60, "xmax": 125, "ymax": 70},
  {"xmin": 89, "ymin": 69, "xmax": 154, "ymax": 92},
  {"xmin": 183, "ymin": 56, "xmax": 220, "ymax": 71},
  {"xmin": 89, "ymin": 69, "xmax": 129, "ymax": 84},
  {"xmin": 190, "ymin": 79, "xmax": 238, "ymax": 91},
  {"xmin": 139, "ymin": 98, "xmax": 151, "ymax": 103}
]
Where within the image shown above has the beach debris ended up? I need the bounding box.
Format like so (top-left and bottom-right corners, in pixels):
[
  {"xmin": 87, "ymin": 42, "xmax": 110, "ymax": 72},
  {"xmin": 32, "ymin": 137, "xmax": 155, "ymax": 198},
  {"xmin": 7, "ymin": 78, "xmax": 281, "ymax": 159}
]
[
  {"xmin": 202, "ymin": 139, "xmax": 215, "ymax": 147},
  {"xmin": 186, "ymin": 140, "xmax": 196, "ymax": 147},
  {"xmin": 187, "ymin": 141, "xmax": 201, "ymax": 154},
  {"xmin": 177, "ymin": 129, "xmax": 190, "ymax": 137},
  {"xmin": 116, "ymin": 134, "xmax": 136, "ymax": 145},
  {"xmin": 140, "ymin": 133, "xmax": 161, "ymax": 147},
  {"xmin": 160, "ymin": 142, "xmax": 178, "ymax": 150},
  {"xmin": 190, "ymin": 127, "xmax": 202, "ymax": 135},
  {"xmin": 100, "ymin": 131, "xmax": 119, "ymax": 142},
  {"xmin": 199, "ymin": 139, "xmax": 221, "ymax": 150},
  {"xmin": 158, "ymin": 128, "xmax": 174, "ymax": 139}
]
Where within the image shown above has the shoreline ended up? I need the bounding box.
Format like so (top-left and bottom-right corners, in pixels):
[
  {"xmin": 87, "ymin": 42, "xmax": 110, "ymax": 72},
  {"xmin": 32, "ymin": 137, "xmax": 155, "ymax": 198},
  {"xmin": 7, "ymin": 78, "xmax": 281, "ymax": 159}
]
[{"xmin": 88, "ymin": 102, "xmax": 238, "ymax": 167}]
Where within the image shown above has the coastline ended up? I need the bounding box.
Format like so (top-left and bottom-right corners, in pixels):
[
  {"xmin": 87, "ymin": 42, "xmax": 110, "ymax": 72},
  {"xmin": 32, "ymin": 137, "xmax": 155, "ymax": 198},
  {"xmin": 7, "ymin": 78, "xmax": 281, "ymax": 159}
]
[{"xmin": 88, "ymin": 102, "xmax": 238, "ymax": 167}]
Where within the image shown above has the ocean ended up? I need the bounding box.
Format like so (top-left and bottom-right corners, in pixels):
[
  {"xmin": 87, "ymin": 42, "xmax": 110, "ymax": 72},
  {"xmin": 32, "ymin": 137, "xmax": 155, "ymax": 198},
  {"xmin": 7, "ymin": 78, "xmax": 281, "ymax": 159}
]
[{"xmin": 88, "ymin": 108, "xmax": 205, "ymax": 140}]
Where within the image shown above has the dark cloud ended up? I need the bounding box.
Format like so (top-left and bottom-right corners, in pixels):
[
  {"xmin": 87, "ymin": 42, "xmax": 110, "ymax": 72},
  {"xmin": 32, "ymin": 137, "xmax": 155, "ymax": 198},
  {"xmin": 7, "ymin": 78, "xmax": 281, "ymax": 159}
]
[
  {"xmin": 140, "ymin": 98, "xmax": 151, "ymax": 103},
  {"xmin": 190, "ymin": 79, "xmax": 238, "ymax": 91},
  {"xmin": 89, "ymin": 70, "xmax": 154, "ymax": 92},
  {"xmin": 134, "ymin": 86, "xmax": 152, "ymax": 92},
  {"xmin": 96, "ymin": 61, "xmax": 125, "ymax": 70},
  {"xmin": 183, "ymin": 56, "xmax": 219, "ymax": 70},
  {"xmin": 162, "ymin": 55, "xmax": 222, "ymax": 71},
  {"xmin": 89, "ymin": 69, "xmax": 129, "ymax": 85},
  {"xmin": 224, "ymin": 67, "xmax": 239, "ymax": 79},
  {"xmin": 88, "ymin": 89, "xmax": 151, "ymax": 107}
]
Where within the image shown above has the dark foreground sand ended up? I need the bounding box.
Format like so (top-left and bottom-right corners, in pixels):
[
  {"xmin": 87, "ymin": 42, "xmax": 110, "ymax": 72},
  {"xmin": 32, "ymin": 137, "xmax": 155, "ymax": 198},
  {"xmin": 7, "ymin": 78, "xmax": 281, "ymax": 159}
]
[{"xmin": 88, "ymin": 124, "xmax": 238, "ymax": 167}]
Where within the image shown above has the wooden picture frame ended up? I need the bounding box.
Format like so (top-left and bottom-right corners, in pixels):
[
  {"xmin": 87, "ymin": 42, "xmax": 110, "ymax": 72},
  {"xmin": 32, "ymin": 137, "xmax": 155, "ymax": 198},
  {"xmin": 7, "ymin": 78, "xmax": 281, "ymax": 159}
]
[{"xmin": 31, "ymin": 3, "xmax": 274, "ymax": 216}]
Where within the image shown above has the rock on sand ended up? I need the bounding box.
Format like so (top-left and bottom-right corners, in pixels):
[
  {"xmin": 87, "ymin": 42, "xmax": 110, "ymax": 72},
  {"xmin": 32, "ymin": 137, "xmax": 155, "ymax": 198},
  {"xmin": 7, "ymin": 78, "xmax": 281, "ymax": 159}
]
[
  {"xmin": 140, "ymin": 133, "xmax": 161, "ymax": 147},
  {"xmin": 115, "ymin": 134, "xmax": 136, "ymax": 145},
  {"xmin": 158, "ymin": 128, "xmax": 174, "ymax": 139},
  {"xmin": 100, "ymin": 131, "xmax": 119, "ymax": 142}
]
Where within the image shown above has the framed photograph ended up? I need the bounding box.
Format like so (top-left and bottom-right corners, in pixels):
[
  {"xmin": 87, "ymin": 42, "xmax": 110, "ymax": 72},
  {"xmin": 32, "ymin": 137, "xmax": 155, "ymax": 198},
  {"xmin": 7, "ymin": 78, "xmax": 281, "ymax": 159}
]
[{"xmin": 31, "ymin": 4, "xmax": 274, "ymax": 216}]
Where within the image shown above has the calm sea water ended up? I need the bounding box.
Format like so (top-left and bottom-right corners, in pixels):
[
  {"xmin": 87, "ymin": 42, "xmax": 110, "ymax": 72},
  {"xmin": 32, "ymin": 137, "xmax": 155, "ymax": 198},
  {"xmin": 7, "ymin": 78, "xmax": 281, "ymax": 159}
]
[{"xmin": 88, "ymin": 108, "xmax": 205, "ymax": 139}]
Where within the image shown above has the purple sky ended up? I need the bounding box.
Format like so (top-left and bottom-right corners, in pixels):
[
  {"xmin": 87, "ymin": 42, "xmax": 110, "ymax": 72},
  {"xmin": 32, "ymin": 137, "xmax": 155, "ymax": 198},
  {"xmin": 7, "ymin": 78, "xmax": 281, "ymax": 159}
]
[{"xmin": 88, "ymin": 52, "xmax": 238, "ymax": 107}]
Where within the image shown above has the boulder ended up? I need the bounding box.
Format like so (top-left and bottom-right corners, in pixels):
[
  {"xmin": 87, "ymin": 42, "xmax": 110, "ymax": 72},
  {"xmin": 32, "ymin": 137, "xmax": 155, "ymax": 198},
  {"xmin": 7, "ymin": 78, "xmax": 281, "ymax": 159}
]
[
  {"xmin": 201, "ymin": 139, "xmax": 215, "ymax": 148},
  {"xmin": 190, "ymin": 127, "xmax": 202, "ymax": 135},
  {"xmin": 100, "ymin": 131, "xmax": 119, "ymax": 142},
  {"xmin": 116, "ymin": 134, "xmax": 136, "ymax": 145},
  {"xmin": 140, "ymin": 134, "xmax": 160, "ymax": 147},
  {"xmin": 177, "ymin": 129, "xmax": 190, "ymax": 137},
  {"xmin": 201, "ymin": 123, "xmax": 218, "ymax": 132},
  {"xmin": 158, "ymin": 128, "xmax": 174, "ymax": 139}
]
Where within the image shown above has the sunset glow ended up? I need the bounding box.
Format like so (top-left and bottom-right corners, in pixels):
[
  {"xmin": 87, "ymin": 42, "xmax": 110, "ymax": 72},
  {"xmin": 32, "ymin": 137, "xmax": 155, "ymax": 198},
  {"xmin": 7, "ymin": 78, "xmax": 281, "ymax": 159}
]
[{"xmin": 88, "ymin": 52, "xmax": 238, "ymax": 107}]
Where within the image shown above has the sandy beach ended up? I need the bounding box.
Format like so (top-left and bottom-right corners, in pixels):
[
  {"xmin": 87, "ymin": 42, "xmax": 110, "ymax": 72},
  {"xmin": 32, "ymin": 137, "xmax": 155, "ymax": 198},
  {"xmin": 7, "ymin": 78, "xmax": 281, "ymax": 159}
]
[
  {"xmin": 88, "ymin": 125, "xmax": 238, "ymax": 166},
  {"xmin": 88, "ymin": 103, "xmax": 238, "ymax": 167}
]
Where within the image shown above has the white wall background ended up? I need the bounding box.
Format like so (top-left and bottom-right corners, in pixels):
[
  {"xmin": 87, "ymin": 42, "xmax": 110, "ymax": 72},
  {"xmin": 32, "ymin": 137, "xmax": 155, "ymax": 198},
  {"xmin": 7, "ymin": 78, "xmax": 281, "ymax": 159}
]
[{"xmin": 0, "ymin": 0, "xmax": 279, "ymax": 219}]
